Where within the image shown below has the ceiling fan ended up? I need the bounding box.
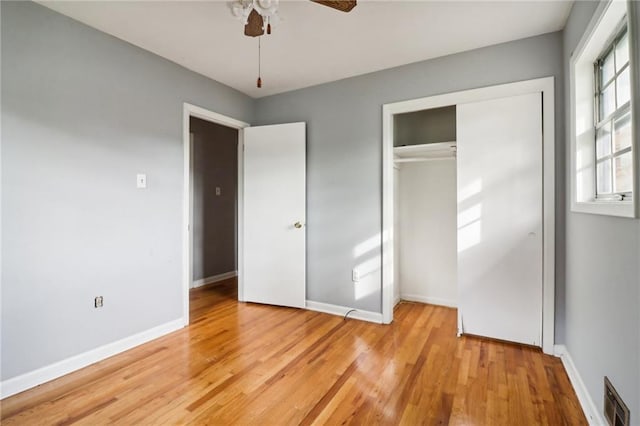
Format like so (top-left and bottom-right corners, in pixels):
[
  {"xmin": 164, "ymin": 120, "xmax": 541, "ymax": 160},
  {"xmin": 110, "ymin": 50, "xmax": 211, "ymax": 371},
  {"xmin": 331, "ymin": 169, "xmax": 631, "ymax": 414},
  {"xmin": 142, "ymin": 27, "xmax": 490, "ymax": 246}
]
[
  {"xmin": 231, "ymin": 0, "xmax": 357, "ymax": 88},
  {"xmin": 232, "ymin": 0, "xmax": 357, "ymax": 37}
]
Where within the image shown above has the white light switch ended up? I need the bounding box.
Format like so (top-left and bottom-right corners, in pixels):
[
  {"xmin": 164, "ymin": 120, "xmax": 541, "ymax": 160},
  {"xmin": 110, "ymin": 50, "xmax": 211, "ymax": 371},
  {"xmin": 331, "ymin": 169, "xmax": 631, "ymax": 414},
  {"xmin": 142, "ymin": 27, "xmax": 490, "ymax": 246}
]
[
  {"xmin": 215, "ymin": 187, "xmax": 221, "ymax": 196},
  {"xmin": 137, "ymin": 174, "xmax": 147, "ymax": 189}
]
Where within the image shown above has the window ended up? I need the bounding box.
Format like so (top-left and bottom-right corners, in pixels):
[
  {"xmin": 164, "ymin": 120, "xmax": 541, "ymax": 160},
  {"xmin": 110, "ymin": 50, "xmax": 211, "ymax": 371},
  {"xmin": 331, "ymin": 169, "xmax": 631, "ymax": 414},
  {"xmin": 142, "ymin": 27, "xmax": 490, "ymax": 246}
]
[
  {"xmin": 570, "ymin": 0, "xmax": 638, "ymax": 218},
  {"xmin": 594, "ymin": 25, "xmax": 633, "ymax": 201}
]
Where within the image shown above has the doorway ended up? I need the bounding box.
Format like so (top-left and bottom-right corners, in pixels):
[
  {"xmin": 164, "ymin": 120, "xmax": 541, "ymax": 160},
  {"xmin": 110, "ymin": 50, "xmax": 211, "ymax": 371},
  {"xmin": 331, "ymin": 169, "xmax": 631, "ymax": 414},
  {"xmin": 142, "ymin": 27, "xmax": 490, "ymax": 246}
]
[
  {"xmin": 182, "ymin": 104, "xmax": 307, "ymax": 326},
  {"xmin": 182, "ymin": 103, "xmax": 249, "ymax": 326},
  {"xmin": 189, "ymin": 117, "xmax": 238, "ymax": 310},
  {"xmin": 382, "ymin": 77, "xmax": 556, "ymax": 354}
]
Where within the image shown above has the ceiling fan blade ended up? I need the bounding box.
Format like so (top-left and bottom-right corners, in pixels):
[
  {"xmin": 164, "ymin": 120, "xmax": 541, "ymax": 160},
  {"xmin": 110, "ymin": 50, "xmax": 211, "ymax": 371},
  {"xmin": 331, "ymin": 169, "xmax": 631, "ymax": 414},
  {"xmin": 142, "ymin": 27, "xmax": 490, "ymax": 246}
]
[
  {"xmin": 311, "ymin": 1, "xmax": 357, "ymax": 13},
  {"xmin": 244, "ymin": 9, "xmax": 265, "ymax": 37}
]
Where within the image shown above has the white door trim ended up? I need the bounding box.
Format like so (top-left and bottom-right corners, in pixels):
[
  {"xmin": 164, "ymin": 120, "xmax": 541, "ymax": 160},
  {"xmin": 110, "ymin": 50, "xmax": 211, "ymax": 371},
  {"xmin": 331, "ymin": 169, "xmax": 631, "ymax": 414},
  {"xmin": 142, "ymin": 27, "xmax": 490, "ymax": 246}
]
[
  {"xmin": 182, "ymin": 103, "xmax": 250, "ymax": 326},
  {"xmin": 381, "ymin": 77, "xmax": 556, "ymax": 355}
]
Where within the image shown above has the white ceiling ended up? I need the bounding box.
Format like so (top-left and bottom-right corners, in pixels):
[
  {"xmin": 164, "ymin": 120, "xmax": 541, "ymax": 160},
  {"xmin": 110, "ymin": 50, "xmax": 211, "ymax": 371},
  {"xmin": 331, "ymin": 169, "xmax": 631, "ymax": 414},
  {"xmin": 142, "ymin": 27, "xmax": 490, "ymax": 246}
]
[{"xmin": 38, "ymin": 1, "xmax": 573, "ymax": 98}]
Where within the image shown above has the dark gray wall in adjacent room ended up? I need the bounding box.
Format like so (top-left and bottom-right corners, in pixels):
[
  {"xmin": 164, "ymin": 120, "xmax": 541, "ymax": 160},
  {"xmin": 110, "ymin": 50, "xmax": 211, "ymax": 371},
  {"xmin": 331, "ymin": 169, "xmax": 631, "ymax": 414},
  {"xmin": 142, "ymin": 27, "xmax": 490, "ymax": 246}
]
[
  {"xmin": 254, "ymin": 31, "xmax": 565, "ymax": 316},
  {"xmin": 1, "ymin": 1, "xmax": 253, "ymax": 381},
  {"xmin": 190, "ymin": 117, "xmax": 238, "ymax": 282},
  {"xmin": 562, "ymin": 1, "xmax": 640, "ymax": 418}
]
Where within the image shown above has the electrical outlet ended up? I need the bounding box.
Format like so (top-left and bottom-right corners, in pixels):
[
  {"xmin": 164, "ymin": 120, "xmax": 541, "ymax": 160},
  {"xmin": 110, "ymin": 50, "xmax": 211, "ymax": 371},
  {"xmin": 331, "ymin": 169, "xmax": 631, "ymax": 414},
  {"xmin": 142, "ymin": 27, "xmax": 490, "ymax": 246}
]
[
  {"xmin": 95, "ymin": 296, "xmax": 103, "ymax": 308},
  {"xmin": 352, "ymin": 269, "xmax": 360, "ymax": 282},
  {"xmin": 215, "ymin": 187, "xmax": 221, "ymax": 196}
]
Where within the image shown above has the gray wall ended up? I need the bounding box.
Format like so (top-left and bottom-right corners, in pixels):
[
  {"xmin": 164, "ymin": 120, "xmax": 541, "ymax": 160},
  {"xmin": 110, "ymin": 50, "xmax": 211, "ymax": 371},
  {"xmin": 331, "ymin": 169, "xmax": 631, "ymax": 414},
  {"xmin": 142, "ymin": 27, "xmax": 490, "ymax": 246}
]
[
  {"xmin": 394, "ymin": 106, "xmax": 456, "ymax": 147},
  {"xmin": 190, "ymin": 117, "xmax": 238, "ymax": 282},
  {"xmin": 1, "ymin": 1, "xmax": 253, "ymax": 380},
  {"xmin": 563, "ymin": 1, "xmax": 640, "ymax": 419},
  {"xmin": 11, "ymin": 4, "xmax": 634, "ymax": 415},
  {"xmin": 255, "ymin": 32, "xmax": 565, "ymax": 315}
]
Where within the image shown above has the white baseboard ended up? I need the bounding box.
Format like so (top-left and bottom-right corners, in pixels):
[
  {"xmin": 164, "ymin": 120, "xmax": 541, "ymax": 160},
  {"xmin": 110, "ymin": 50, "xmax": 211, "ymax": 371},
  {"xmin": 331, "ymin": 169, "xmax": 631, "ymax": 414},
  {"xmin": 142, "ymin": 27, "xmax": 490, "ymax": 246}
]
[
  {"xmin": 553, "ymin": 344, "xmax": 604, "ymax": 426},
  {"xmin": 191, "ymin": 271, "xmax": 237, "ymax": 289},
  {"xmin": 0, "ymin": 318, "xmax": 184, "ymax": 399},
  {"xmin": 400, "ymin": 293, "xmax": 457, "ymax": 308},
  {"xmin": 305, "ymin": 300, "xmax": 383, "ymax": 324}
]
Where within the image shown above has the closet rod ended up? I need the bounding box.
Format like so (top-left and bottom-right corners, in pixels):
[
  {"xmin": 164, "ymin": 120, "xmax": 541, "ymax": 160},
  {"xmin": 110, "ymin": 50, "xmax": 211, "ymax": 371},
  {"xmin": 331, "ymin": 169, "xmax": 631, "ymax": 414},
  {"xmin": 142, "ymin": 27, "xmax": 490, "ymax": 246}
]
[{"xmin": 394, "ymin": 157, "xmax": 456, "ymax": 163}]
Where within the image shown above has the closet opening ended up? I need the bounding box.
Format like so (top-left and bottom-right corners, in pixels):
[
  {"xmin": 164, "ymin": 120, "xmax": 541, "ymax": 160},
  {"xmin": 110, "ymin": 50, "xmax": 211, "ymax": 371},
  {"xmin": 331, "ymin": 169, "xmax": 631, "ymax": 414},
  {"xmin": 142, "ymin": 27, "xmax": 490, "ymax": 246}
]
[
  {"xmin": 392, "ymin": 106, "xmax": 458, "ymax": 309},
  {"xmin": 381, "ymin": 78, "xmax": 556, "ymax": 354}
]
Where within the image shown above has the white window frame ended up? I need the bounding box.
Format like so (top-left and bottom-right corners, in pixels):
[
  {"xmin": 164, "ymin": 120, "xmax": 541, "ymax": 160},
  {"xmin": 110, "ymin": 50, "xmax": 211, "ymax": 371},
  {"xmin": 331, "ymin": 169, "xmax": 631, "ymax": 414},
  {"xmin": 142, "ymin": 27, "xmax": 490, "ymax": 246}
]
[
  {"xmin": 594, "ymin": 23, "xmax": 632, "ymax": 201},
  {"xmin": 570, "ymin": 0, "xmax": 640, "ymax": 218}
]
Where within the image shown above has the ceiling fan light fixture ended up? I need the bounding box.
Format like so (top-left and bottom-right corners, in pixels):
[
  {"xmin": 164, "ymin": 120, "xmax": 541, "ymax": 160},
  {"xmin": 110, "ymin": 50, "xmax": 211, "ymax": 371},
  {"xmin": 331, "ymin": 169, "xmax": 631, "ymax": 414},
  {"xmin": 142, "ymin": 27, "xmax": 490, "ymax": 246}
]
[
  {"xmin": 229, "ymin": 0, "xmax": 356, "ymax": 89},
  {"xmin": 231, "ymin": 0, "xmax": 279, "ymax": 37}
]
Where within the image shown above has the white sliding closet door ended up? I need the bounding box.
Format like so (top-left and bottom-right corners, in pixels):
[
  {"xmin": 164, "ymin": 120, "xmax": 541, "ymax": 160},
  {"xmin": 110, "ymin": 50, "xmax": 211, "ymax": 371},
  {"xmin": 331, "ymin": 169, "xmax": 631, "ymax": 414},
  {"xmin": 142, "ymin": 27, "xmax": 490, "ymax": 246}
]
[{"xmin": 457, "ymin": 93, "xmax": 543, "ymax": 346}]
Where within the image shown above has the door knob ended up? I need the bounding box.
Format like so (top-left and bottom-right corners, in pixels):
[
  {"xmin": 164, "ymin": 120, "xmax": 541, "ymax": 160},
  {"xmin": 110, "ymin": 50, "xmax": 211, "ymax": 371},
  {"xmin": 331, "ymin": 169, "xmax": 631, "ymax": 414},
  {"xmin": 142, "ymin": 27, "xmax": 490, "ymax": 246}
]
[{"xmin": 294, "ymin": 222, "xmax": 303, "ymax": 229}]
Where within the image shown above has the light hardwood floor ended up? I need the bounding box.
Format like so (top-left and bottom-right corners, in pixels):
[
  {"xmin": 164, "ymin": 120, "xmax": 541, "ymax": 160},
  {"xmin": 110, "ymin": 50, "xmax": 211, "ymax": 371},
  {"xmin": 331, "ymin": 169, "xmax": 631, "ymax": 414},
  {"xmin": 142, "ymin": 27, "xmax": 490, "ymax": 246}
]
[{"xmin": 1, "ymin": 279, "xmax": 586, "ymax": 425}]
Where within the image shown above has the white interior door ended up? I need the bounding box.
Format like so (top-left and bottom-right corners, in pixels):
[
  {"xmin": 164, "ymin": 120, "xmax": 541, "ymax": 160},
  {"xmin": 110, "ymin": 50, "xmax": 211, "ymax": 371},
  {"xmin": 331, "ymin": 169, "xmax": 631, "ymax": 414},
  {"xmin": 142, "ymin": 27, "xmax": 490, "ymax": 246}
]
[
  {"xmin": 457, "ymin": 93, "xmax": 543, "ymax": 346},
  {"xmin": 243, "ymin": 122, "xmax": 306, "ymax": 308}
]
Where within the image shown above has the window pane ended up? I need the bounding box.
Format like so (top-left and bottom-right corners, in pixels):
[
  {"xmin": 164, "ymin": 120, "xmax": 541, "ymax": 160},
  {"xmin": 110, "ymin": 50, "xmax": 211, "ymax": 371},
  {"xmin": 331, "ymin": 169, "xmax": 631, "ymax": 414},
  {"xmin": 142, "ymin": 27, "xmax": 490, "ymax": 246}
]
[
  {"xmin": 616, "ymin": 31, "xmax": 629, "ymax": 72},
  {"xmin": 614, "ymin": 112, "xmax": 632, "ymax": 152},
  {"xmin": 601, "ymin": 50, "xmax": 615, "ymax": 86},
  {"xmin": 616, "ymin": 67, "xmax": 630, "ymax": 107},
  {"xmin": 600, "ymin": 84, "xmax": 616, "ymax": 119},
  {"xmin": 597, "ymin": 159, "xmax": 613, "ymax": 194},
  {"xmin": 614, "ymin": 152, "xmax": 633, "ymax": 193},
  {"xmin": 596, "ymin": 122, "xmax": 612, "ymax": 159}
]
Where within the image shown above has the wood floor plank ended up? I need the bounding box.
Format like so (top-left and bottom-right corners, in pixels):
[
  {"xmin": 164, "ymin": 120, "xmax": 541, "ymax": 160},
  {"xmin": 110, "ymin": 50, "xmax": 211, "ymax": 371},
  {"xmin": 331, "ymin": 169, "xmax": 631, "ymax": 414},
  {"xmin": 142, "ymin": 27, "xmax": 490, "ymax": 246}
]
[{"xmin": 0, "ymin": 280, "xmax": 587, "ymax": 425}]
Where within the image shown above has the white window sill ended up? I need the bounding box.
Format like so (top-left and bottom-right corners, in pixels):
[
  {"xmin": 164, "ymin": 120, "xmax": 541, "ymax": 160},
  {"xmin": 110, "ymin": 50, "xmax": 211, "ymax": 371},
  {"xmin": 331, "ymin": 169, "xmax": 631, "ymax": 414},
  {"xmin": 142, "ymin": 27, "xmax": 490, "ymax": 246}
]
[{"xmin": 571, "ymin": 200, "xmax": 635, "ymax": 218}]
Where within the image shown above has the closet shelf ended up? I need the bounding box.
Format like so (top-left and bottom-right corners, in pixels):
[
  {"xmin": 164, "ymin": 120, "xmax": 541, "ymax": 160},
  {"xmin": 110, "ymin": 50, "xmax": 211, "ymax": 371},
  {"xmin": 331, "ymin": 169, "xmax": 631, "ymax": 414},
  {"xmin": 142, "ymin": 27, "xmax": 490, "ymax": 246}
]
[
  {"xmin": 394, "ymin": 141, "xmax": 456, "ymax": 163},
  {"xmin": 394, "ymin": 157, "xmax": 455, "ymax": 163}
]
